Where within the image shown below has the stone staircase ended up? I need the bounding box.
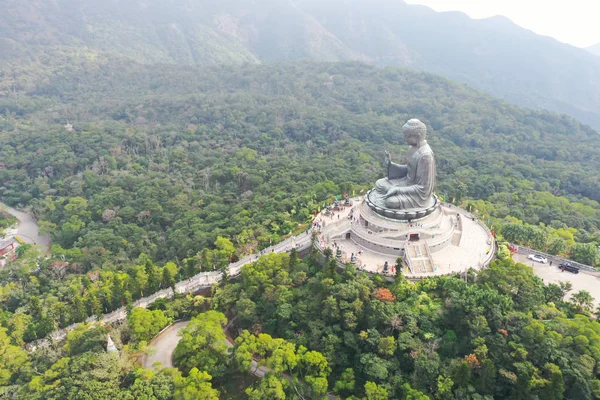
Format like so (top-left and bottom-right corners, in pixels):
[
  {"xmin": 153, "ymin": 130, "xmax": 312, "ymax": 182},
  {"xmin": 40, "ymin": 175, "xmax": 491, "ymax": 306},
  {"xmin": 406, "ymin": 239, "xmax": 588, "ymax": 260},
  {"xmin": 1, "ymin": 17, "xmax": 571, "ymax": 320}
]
[
  {"xmin": 451, "ymin": 214, "xmax": 462, "ymax": 246},
  {"xmin": 406, "ymin": 242, "xmax": 434, "ymax": 273}
]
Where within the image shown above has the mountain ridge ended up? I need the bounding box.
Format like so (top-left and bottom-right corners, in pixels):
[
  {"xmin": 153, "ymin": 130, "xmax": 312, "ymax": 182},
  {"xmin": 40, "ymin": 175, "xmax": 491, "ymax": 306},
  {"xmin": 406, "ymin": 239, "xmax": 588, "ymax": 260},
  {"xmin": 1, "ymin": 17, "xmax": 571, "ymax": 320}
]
[
  {"xmin": 587, "ymin": 43, "xmax": 600, "ymax": 56},
  {"xmin": 1, "ymin": 0, "xmax": 600, "ymax": 130}
]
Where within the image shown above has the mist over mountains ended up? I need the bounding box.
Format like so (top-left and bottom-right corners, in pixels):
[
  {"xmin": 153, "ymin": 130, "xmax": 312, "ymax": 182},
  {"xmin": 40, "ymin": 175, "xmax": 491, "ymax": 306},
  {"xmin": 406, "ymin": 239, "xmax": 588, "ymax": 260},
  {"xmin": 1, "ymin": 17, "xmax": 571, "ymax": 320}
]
[
  {"xmin": 588, "ymin": 43, "xmax": 600, "ymax": 57},
  {"xmin": 1, "ymin": 0, "xmax": 600, "ymax": 130}
]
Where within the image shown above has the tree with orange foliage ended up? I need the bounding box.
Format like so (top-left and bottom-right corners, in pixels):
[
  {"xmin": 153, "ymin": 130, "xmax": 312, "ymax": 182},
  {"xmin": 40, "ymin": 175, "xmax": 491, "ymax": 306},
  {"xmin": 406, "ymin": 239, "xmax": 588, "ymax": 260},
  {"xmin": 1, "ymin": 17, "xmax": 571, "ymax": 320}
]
[
  {"xmin": 464, "ymin": 353, "xmax": 480, "ymax": 368},
  {"xmin": 374, "ymin": 288, "xmax": 396, "ymax": 302}
]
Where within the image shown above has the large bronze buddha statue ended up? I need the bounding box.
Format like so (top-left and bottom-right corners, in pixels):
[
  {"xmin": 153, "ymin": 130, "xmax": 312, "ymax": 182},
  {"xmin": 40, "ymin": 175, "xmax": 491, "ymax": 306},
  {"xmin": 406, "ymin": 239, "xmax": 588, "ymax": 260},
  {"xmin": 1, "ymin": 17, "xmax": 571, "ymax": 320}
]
[{"xmin": 371, "ymin": 119, "xmax": 436, "ymax": 211}]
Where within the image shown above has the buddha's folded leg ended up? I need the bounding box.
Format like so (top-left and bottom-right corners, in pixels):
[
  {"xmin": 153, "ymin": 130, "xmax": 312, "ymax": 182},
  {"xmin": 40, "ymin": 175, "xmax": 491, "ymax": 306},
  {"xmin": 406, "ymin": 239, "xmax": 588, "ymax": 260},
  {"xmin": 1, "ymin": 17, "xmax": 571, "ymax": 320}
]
[
  {"xmin": 384, "ymin": 187, "xmax": 419, "ymax": 209},
  {"xmin": 375, "ymin": 178, "xmax": 391, "ymax": 193},
  {"xmin": 384, "ymin": 196, "xmax": 402, "ymax": 209}
]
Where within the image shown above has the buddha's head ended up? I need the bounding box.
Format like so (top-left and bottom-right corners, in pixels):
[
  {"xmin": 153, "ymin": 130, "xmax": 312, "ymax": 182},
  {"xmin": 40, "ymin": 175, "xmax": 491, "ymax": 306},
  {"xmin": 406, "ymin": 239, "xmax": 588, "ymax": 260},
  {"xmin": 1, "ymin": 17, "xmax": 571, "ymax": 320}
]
[{"xmin": 403, "ymin": 119, "xmax": 427, "ymax": 146}]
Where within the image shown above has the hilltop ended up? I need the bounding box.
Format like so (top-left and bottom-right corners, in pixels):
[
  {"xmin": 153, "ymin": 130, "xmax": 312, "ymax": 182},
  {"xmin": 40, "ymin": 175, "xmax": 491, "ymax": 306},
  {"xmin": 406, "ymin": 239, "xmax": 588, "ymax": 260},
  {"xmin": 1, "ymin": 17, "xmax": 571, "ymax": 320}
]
[
  {"xmin": 2, "ymin": 0, "xmax": 600, "ymax": 129},
  {"xmin": 587, "ymin": 43, "xmax": 600, "ymax": 56}
]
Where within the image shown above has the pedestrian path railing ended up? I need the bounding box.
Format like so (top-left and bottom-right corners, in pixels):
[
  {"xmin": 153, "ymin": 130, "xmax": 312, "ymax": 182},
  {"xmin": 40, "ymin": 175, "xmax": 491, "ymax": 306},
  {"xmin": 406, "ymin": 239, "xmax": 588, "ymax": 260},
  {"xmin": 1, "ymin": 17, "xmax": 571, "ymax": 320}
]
[{"xmin": 30, "ymin": 199, "xmax": 499, "ymax": 349}]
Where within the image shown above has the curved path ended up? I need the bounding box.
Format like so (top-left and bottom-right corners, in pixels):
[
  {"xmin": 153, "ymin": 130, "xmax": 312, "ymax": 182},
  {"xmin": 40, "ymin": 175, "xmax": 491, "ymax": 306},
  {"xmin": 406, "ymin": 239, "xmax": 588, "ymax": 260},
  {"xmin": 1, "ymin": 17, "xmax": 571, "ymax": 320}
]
[
  {"xmin": 31, "ymin": 212, "xmax": 318, "ymax": 349},
  {"xmin": 143, "ymin": 321, "xmax": 190, "ymax": 369},
  {"xmin": 28, "ymin": 197, "xmax": 586, "ymax": 350},
  {"xmin": 1, "ymin": 203, "xmax": 51, "ymax": 247},
  {"xmin": 141, "ymin": 321, "xmax": 336, "ymax": 400},
  {"xmin": 143, "ymin": 321, "xmax": 335, "ymax": 399},
  {"xmin": 142, "ymin": 320, "xmax": 270, "ymax": 378}
]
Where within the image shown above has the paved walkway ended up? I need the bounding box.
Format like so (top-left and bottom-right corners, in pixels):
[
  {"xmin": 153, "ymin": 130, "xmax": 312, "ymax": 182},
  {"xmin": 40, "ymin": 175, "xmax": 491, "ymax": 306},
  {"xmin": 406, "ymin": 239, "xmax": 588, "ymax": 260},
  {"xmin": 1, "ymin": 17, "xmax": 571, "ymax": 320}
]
[
  {"xmin": 320, "ymin": 201, "xmax": 494, "ymax": 277},
  {"xmin": 142, "ymin": 321, "xmax": 190, "ymax": 369},
  {"xmin": 142, "ymin": 320, "xmax": 277, "ymax": 379},
  {"xmin": 141, "ymin": 320, "xmax": 330, "ymax": 398},
  {"xmin": 30, "ymin": 198, "xmax": 486, "ymax": 348},
  {"xmin": 30, "ymin": 215, "xmax": 317, "ymax": 349},
  {"xmin": 26, "ymin": 196, "xmax": 600, "ymax": 353},
  {"xmin": 431, "ymin": 214, "xmax": 492, "ymax": 274}
]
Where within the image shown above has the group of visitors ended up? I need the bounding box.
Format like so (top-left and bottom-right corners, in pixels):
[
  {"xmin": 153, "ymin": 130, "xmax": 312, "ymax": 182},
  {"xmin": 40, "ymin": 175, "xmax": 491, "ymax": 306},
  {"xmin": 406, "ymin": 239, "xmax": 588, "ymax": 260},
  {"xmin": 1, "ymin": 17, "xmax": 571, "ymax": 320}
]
[{"xmin": 312, "ymin": 220, "xmax": 324, "ymax": 232}]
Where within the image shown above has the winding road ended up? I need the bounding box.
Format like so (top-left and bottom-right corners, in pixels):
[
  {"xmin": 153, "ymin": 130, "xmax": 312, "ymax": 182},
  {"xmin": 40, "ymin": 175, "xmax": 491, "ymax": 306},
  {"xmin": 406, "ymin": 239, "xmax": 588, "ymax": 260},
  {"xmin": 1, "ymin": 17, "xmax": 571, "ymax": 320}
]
[
  {"xmin": 1, "ymin": 203, "xmax": 51, "ymax": 247},
  {"xmin": 141, "ymin": 320, "xmax": 270, "ymax": 378},
  {"xmin": 31, "ymin": 229, "xmax": 315, "ymax": 349},
  {"xmin": 143, "ymin": 321, "xmax": 190, "ymax": 369}
]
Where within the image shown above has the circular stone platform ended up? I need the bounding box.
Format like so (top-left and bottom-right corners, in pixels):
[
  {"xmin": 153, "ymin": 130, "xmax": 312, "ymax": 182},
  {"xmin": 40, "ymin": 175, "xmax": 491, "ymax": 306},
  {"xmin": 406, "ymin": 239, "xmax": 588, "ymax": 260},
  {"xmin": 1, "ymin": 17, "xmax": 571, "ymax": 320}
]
[
  {"xmin": 365, "ymin": 189, "xmax": 439, "ymax": 220},
  {"xmin": 314, "ymin": 198, "xmax": 494, "ymax": 279}
]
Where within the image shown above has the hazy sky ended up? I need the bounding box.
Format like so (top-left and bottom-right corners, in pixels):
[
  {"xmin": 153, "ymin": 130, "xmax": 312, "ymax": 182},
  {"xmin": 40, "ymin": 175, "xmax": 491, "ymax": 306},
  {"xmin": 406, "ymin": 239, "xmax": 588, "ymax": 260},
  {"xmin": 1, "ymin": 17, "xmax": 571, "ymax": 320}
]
[{"xmin": 404, "ymin": 0, "xmax": 600, "ymax": 48}]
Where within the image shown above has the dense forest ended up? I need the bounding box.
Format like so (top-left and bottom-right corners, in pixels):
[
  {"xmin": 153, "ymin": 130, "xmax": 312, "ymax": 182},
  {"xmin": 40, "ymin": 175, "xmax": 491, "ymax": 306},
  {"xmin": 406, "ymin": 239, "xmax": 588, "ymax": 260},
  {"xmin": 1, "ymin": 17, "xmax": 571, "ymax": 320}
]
[
  {"xmin": 2, "ymin": 60, "xmax": 600, "ymax": 398},
  {"xmin": 3, "ymin": 248, "xmax": 600, "ymax": 399},
  {"xmin": 2, "ymin": 61, "xmax": 600, "ymax": 264}
]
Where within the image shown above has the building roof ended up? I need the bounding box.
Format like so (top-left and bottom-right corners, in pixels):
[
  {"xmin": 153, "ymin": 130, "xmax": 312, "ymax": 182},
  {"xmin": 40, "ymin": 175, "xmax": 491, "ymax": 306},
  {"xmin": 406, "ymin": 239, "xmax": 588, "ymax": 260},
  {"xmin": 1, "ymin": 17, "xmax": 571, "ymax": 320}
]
[{"xmin": 0, "ymin": 237, "xmax": 17, "ymax": 250}]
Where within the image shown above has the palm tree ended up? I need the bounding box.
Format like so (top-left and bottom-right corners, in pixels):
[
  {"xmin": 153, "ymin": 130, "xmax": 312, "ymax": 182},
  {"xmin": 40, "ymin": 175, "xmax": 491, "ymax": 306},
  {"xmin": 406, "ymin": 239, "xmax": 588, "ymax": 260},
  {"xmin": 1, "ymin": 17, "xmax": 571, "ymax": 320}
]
[{"xmin": 570, "ymin": 290, "xmax": 595, "ymax": 314}]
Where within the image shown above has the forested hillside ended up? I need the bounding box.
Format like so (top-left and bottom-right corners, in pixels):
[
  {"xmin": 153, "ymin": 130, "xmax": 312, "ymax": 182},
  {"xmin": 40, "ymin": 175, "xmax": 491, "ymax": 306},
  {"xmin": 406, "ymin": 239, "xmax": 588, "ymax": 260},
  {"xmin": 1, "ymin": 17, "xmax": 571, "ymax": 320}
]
[
  {"xmin": 2, "ymin": 61, "xmax": 600, "ymax": 265},
  {"xmin": 1, "ymin": 0, "xmax": 600, "ymax": 129},
  {"xmin": 2, "ymin": 43, "xmax": 600, "ymax": 400},
  {"xmin": 5, "ymin": 250, "xmax": 600, "ymax": 399}
]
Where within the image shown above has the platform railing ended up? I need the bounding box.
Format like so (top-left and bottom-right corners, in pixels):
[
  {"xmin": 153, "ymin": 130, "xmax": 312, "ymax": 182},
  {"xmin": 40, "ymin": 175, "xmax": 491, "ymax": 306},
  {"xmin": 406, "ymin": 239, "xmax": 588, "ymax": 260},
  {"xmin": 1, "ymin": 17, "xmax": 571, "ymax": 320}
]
[{"xmin": 424, "ymin": 242, "xmax": 435, "ymax": 272}]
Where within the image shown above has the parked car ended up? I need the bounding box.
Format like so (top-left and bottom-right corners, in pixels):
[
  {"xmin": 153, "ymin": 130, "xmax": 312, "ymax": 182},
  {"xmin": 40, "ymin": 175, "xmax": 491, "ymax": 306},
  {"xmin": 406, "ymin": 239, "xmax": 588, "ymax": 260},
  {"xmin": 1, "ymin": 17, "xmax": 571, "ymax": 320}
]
[
  {"xmin": 527, "ymin": 254, "xmax": 547, "ymax": 263},
  {"xmin": 559, "ymin": 263, "xmax": 580, "ymax": 274}
]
